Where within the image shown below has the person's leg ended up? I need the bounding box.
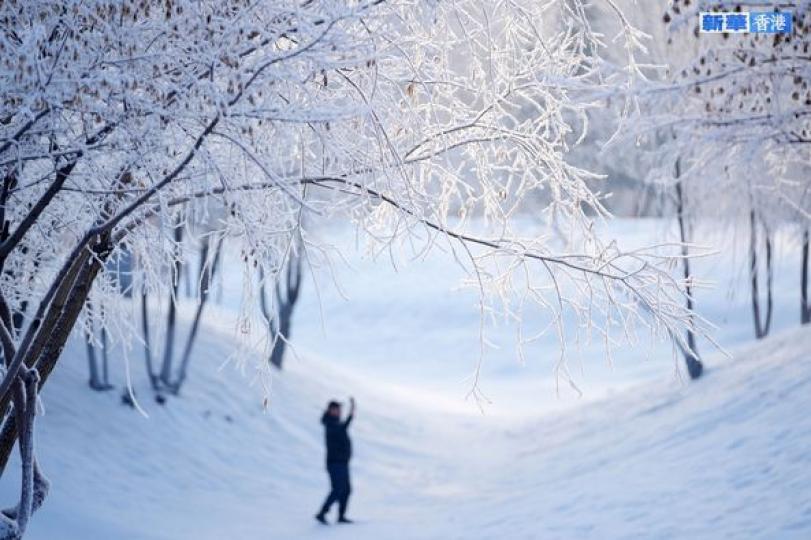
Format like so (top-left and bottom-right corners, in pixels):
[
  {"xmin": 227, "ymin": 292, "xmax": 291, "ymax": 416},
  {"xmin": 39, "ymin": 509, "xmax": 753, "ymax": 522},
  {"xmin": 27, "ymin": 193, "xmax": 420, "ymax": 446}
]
[
  {"xmin": 318, "ymin": 465, "xmax": 340, "ymax": 517},
  {"xmin": 338, "ymin": 464, "xmax": 352, "ymax": 520}
]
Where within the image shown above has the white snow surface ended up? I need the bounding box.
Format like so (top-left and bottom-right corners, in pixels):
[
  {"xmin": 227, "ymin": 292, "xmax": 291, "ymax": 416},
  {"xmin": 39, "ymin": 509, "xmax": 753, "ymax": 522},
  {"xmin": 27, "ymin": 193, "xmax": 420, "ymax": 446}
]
[
  {"xmin": 5, "ymin": 316, "xmax": 811, "ymax": 539},
  {"xmin": 1, "ymin": 220, "xmax": 809, "ymax": 539}
]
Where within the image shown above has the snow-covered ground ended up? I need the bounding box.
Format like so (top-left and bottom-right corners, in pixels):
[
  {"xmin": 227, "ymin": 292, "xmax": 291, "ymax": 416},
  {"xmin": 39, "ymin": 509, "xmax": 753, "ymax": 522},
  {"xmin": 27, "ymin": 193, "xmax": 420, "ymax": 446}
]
[
  {"xmin": 1, "ymin": 219, "xmax": 809, "ymax": 539},
  {"xmin": 6, "ymin": 312, "xmax": 811, "ymax": 539}
]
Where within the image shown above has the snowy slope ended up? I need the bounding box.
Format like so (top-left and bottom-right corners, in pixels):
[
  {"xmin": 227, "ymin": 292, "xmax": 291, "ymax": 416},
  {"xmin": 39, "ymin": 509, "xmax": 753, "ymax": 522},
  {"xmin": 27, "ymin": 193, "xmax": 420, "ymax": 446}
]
[
  {"xmin": 1, "ymin": 315, "xmax": 809, "ymax": 539},
  {"xmin": 468, "ymin": 326, "xmax": 811, "ymax": 539}
]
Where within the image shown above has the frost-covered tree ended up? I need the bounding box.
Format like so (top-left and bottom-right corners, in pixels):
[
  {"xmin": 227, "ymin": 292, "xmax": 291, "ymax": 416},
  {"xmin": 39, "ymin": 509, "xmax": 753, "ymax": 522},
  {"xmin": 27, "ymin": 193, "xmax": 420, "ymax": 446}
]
[
  {"xmin": 133, "ymin": 219, "xmax": 223, "ymax": 398},
  {"xmin": 585, "ymin": 1, "xmax": 710, "ymax": 377},
  {"xmin": 635, "ymin": 2, "xmax": 811, "ymax": 341},
  {"xmin": 259, "ymin": 235, "xmax": 303, "ymax": 370},
  {"xmin": 83, "ymin": 251, "xmax": 132, "ymax": 391},
  {"xmin": 0, "ymin": 1, "xmax": 709, "ymax": 535}
]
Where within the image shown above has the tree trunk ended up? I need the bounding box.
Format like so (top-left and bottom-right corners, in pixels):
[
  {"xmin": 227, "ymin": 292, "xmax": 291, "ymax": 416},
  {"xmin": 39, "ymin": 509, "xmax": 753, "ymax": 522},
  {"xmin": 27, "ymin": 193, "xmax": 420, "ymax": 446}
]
[
  {"xmin": 269, "ymin": 303, "xmax": 291, "ymax": 370},
  {"xmin": 84, "ymin": 325, "xmax": 102, "ymax": 389},
  {"xmin": 84, "ymin": 302, "xmax": 113, "ymax": 391},
  {"xmin": 171, "ymin": 236, "xmax": 223, "ymax": 393},
  {"xmin": 802, "ymin": 228, "xmax": 810, "ymax": 325},
  {"xmin": 182, "ymin": 260, "xmax": 192, "ymax": 299},
  {"xmin": 0, "ymin": 245, "xmax": 94, "ymax": 427},
  {"xmin": 674, "ymin": 164, "xmax": 702, "ymax": 379},
  {"xmin": 258, "ymin": 267, "xmax": 277, "ymax": 364},
  {"xmin": 0, "ymin": 235, "xmax": 110, "ymax": 474},
  {"xmin": 0, "ymin": 368, "xmax": 44, "ymax": 538},
  {"xmin": 100, "ymin": 325, "xmax": 110, "ymax": 388},
  {"xmin": 749, "ymin": 209, "xmax": 773, "ymax": 340},
  {"xmin": 260, "ymin": 251, "xmax": 303, "ymax": 370},
  {"xmin": 159, "ymin": 222, "xmax": 184, "ymax": 388},
  {"xmin": 140, "ymin": 291, "xmax": 158, "ymax": 389}
]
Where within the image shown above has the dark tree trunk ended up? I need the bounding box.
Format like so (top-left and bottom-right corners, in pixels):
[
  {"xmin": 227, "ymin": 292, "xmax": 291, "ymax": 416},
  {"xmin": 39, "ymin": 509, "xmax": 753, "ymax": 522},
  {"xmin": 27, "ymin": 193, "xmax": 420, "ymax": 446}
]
[
  {"xmin": 749, "ymin": 209, "xmax": 773, "ymax": 340},
  {"xmin": 141, "ymin": 290, "xmax": 158, "ymax": 389},
  {"xmin": 0, "ymin": 234, "xmax": 111, "ymax": 474},
  {"xmin": 802, "ymin": 228, "xmax": 810, "ymax": 325},
  {"xmin": 0, "ymin": 245, "xmax": 95, "ymax": 422},
  {"xmin": 100, "ymin": 325, "xmax": 110, "ymax": 387},
  {"xmin": 270, "ymin": 304, "xmax": 292, "ymax": 370},
  {"xmin": 258, "ymin": 268, "xmax": 277, "ymax": 364},
  {"xmin": 674, "ymin": 164, "xmax": 703, "ymax": 379},
  {"xmin": 84, "ymin": 302, "xmax": 113, "ymax": 391},
  {"xmin": 170, "ymin": 235, "xmax": 224, "ymax": 393},
  {"xmin": 260, "ymin": 251, "xmax": 303, "ymax": 370},
  {"xmin": 182, "ymin": 260, "xmax": 192, "ymax": 299},
  {"xmin": 84, "ymin": 326, "xmax": 102, "ymax": 389},
  {"xmin": 0, "ymin": 172, "xmax": 29, "ymax": 365},
  {"xmin": 0, "ymin": 367, "xmax": 47, "ymax": 537},
  {"xmin": 159, "ymin": 221, "xmax": 184, "ymax": 388}
]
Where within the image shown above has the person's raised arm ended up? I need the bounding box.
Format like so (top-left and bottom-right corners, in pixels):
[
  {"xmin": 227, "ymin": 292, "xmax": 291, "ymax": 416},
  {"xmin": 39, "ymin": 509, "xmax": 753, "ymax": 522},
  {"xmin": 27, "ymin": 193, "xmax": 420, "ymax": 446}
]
[{"xmin": 345, "ymin": 397, "xmax": 355, "ymax": 427}]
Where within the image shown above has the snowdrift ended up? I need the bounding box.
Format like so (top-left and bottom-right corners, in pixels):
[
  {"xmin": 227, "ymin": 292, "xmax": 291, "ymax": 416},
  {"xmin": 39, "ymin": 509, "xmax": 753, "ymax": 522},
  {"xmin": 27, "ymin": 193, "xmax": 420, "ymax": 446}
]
[{"xmin": 1, "ymin": 319, "xmax": 809, "ymax": 539}]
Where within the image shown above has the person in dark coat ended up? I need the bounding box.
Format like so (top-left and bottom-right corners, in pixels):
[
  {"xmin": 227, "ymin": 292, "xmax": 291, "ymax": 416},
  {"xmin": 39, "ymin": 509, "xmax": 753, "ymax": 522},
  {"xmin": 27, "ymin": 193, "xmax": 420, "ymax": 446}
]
[{"xmin": 315, "ymin": 397, "xmax": 355, "ymax": 524}]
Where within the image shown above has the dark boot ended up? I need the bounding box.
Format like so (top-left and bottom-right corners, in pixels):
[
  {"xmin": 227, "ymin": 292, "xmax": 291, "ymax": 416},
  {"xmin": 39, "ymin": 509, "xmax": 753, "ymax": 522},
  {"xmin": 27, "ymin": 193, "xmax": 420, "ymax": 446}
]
[{"xmin": 315, "ymin": 513, "xmax": 328, "ymax": 525}]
